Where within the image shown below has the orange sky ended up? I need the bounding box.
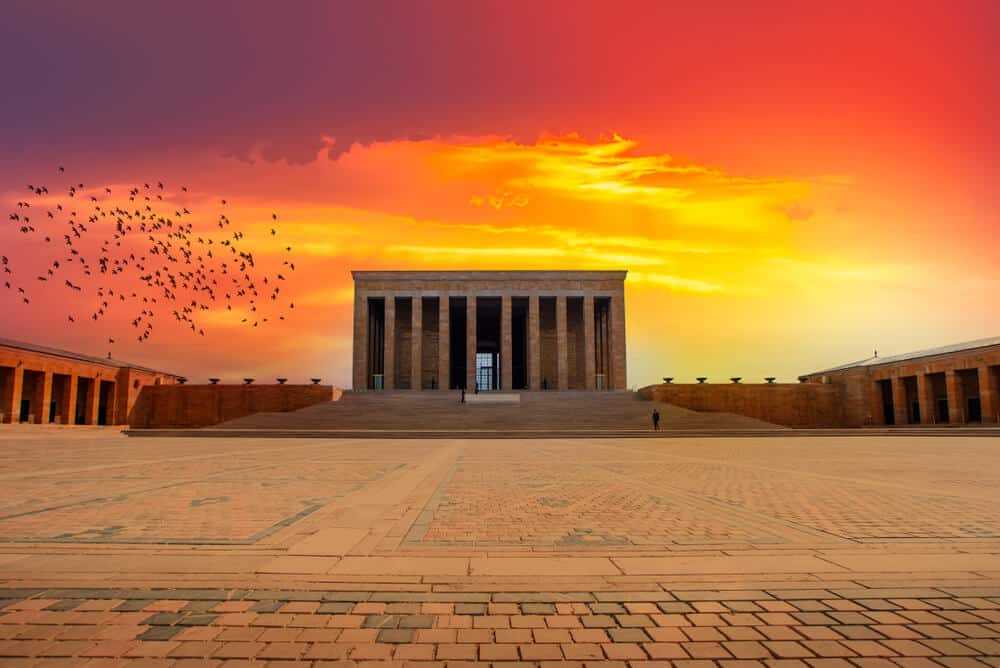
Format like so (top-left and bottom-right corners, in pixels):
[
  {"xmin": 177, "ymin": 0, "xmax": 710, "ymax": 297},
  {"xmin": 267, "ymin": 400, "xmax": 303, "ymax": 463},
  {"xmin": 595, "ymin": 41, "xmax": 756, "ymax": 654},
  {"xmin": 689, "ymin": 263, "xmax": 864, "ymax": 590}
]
[{"xmin": 1, "ymin": 2, "xmax": 997, "ymax": 387}]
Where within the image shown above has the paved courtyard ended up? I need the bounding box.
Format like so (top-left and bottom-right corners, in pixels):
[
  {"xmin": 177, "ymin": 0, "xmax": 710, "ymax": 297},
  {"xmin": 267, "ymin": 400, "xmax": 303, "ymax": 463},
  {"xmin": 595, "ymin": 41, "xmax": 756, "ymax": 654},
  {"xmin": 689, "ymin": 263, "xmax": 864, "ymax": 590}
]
[{"xmin": 0, "ymin": 428, "xmax": 999, "ymax": 666}]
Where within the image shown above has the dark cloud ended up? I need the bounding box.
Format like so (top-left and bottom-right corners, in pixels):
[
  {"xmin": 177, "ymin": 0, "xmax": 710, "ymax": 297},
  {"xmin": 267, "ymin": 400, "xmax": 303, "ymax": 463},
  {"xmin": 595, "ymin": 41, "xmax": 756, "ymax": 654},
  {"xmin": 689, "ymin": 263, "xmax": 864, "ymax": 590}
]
[{"xmin": 1, "ymin": 1, "xmax": 996, "ymax": 167}]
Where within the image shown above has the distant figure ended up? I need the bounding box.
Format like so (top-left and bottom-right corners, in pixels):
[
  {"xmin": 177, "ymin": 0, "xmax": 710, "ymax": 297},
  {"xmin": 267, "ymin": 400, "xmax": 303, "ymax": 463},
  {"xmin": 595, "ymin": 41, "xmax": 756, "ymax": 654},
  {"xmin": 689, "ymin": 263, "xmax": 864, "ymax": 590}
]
[
  {"xmin": 542, "ymin": 377, "xmax": 548, "ymax": 390},
  {"xmin": 652, "ymin": 408, "xmax": 661, "ymax": 431},
  {"xmin": 461, "ymin": 387, "xmax": 466, "ymax": 403},
  {"xmin": 430, "ymin": 376, "xmax": 437, "ymax": 390}
]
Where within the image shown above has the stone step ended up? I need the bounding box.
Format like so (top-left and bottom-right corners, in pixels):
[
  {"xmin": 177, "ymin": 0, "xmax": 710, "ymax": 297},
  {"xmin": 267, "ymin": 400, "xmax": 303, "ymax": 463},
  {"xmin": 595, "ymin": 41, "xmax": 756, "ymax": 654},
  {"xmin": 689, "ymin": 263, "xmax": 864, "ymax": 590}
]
[{"xmin": 197, "ymin": 390, "xmax": 783, "ymax": 432}]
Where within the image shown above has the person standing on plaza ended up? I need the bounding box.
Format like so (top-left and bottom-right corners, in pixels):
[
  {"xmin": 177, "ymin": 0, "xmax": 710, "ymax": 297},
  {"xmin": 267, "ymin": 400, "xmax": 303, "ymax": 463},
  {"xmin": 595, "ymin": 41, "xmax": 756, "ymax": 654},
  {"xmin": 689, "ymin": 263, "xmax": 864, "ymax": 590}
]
[{"xmin": 652, "ymin": 408, "xmax": 661, "ymax": 431}]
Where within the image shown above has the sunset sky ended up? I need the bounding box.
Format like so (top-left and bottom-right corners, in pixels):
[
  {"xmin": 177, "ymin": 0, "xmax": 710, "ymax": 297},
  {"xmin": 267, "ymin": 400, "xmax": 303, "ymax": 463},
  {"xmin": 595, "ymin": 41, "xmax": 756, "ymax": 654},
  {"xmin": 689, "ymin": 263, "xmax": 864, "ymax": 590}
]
[{"xmin": 1, "ymin": 2, "xmax": 997, "ymax": 388}]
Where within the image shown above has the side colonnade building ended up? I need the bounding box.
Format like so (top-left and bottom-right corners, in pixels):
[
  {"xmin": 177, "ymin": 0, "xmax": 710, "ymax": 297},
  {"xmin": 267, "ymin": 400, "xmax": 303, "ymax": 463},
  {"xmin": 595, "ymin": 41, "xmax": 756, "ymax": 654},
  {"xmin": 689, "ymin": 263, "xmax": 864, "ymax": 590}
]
[
  {"xmin": 800, "ymin": 336, "xmax": 1000, "ymax": 426},
  {"xmin": 352, "ymin": 271, "xmax": 627, "ymax": 392},
  {"xmin": 0, "ymin": 338, "xmax": 180, "ymax": 425}
]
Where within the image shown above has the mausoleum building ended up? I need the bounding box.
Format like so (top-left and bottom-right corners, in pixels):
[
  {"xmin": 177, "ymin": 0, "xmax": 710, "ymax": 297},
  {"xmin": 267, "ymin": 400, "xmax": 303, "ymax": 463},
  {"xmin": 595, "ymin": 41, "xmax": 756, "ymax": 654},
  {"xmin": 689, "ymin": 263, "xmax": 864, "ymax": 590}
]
[{"xmin": 352, "ymin": 270, "xmax": 627, "ymax": 392}]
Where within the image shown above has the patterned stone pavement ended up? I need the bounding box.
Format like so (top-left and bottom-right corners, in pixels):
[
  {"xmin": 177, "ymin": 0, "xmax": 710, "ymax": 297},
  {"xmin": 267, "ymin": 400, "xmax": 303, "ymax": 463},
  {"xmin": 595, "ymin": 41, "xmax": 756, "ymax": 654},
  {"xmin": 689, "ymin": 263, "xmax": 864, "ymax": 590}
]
[{"xmin": 0, "ymin": 427, "xmax": 999, "ymax": 665}]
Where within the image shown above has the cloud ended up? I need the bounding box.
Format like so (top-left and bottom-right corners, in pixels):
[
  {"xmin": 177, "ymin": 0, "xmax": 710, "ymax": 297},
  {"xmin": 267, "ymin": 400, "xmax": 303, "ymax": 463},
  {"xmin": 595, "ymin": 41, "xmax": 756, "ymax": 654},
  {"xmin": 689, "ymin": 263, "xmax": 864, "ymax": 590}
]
[
  {"xmin": 781, "ymin": 203, "xmax": 815, "ymax": 221},
  {"xmin": 628, "ymin": 271, "xmax": 725, "ymax": 294},
  {"xmin": 437, "ymin": 134, "xmax": 815, "ymax": 229}
]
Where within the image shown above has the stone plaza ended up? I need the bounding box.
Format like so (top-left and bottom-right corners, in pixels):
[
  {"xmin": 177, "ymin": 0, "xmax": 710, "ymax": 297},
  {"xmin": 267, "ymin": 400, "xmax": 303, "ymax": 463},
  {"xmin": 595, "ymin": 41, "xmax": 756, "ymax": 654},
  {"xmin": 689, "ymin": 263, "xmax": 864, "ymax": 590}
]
[{"xmin": 0, "ymin": 427, "xmax": 999, "ymax": 666}]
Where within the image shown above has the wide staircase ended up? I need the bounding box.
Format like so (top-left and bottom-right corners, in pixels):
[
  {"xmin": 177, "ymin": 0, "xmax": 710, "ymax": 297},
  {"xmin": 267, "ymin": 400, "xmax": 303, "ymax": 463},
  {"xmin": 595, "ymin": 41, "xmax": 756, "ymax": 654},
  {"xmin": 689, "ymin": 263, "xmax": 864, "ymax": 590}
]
[{"xmin": 206, "ymin": 390, "xmax": 782, "ymax": 436}]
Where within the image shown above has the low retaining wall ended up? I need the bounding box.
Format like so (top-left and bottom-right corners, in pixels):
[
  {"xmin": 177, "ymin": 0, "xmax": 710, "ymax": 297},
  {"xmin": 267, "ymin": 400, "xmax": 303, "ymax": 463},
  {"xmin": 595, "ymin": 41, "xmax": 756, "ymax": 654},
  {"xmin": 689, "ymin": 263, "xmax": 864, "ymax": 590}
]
[
  {"xmin": 128, "ymin": 384, "xmax": 340, "ymax": 428},
  {"xmin": 639, "ymin": 382, "xmax": 846, "ymax": 428}
]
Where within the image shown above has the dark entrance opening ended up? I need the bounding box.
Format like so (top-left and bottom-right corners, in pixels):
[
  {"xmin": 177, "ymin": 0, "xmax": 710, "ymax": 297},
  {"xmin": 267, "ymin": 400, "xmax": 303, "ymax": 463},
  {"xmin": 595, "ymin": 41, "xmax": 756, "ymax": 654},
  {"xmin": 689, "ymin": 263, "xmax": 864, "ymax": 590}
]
[
  {"xmin": 567, "ymin": 297, "xmax": 585, "ymax": 389},
  {"xmin": 877, "ymin": 379, "xmax": 895, "ymax": 425},
  {"xmin": 968, "ymin": 398, "xmax": 982, "ymax": 423},
  {"xmin": 594, "ymin": 298, "xmax": 612, "ymax": 390},
  {"xmin": 958, "ymin": 368, "xmax": 980, "ymax": 424},
  {"xmin": 926, "ymin": 372, "xmax": 948, "ymax": 423},
  {"xmin": 539, "ymin": 297, "xmax": 557, "ymax": 390},
  {"xmin": 475, "ymin": 297, "xmax": 501, "ymax": 391},
  {"xmin": 0, "ymin": 367, "xmax": 13, "ymax": 423},
  {"xmin": 511, "ymin": 297, "xmax": 528, "ymax": 390},
  {"xmin": 75, "ymin": 377, "xmax": 92, "ymax": 424},
  {"xmin": 421, "ymin": 297, "xmax": 439, "ymax": 390},
  {"xmin": 21, "ymin": 369, "xmax": 44, "ymax": 423},
  {"xmin": 51, "ymin": 373, "xmax": 70, "ymax": 424},
  {"xmin": 98, "ymin": 380, "xmax": 115, "ymax": 425},
  {"xmin": 902, "ymin": 376, "xmax": 920, "ymax": 424},
  {"xmin": 936, "ymin": 398, "xmax": 949, "ymax": 423},
  {"xmin": 449, "ymin": 297, "xmax": 467, "ymax": 389},
  {"xmin": 394, "ymin": 297, "xmax": 413, "ymax": 389},
  {"xmin": 367, "ymin": 298, "xmax": 385, "ymax": 390}
]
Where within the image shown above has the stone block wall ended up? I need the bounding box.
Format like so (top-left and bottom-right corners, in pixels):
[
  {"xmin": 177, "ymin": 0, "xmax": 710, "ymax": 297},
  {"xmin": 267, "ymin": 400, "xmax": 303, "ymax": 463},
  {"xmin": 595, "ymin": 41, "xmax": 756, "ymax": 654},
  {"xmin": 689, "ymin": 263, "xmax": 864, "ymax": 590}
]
[
  {"xmin": 128, "ymin": 384, "xmax": 339, "ymax": 428},
  {"xmin": 639, "ymin": 382, "xmax": 846, "ymax": 428}
]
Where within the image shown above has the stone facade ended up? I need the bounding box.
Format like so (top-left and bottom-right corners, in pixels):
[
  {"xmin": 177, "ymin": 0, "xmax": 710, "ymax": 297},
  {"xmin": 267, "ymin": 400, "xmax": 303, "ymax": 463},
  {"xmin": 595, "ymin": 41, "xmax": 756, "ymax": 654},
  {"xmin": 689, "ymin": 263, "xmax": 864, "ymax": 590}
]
[
  {"xmin": 352, "ymin": 271, "xmax": 627, "ymax": 392},
  {"xmin": 128, "ymin": 384, "xmax": 339, "ymax": 428},
  {"xmin": 0, "ymin": 338, "xmax": 180, "ymax": 425},
  {"xmin": 800, "ymin": 336, "xmax": 1000, "ymax": 426},
  {"xmin": 640, "ymin": 336, "xmax": 1000, "ymax": 428},
  {"xmin": 639, "ymin": 382, "xmax": 846, "ymax": 428}
]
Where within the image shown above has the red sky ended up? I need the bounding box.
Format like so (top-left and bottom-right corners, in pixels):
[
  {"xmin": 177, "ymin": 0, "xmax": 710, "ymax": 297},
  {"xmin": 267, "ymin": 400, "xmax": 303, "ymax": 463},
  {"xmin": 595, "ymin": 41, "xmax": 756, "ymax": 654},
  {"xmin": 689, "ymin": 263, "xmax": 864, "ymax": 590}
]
[{"xmin": 1, "ymin": 1, "xmax": 997, "ymax": 387}]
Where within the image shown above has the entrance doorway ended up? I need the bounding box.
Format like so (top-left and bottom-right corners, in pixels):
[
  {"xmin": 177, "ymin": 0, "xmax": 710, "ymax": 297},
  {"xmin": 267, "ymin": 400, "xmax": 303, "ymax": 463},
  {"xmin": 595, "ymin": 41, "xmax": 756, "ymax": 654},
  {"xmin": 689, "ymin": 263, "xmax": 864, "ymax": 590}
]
[
  {"xmin": 449, "ymin": 297, "xmax": 467, "ymax": 389},
  {"xmin": 476, "ymin": 352, "xmax": 499, "ymax": 392},
  {"xmin": 968, "ymin": 397, "xmax": 982, "ymax": 423},
  {"xmin": 877, "ymin": 379, "xmax": 894, "ymax": 425},
  {"xmin": 97, "ymin": 380, "xmax": 115, "ymax": 426}
]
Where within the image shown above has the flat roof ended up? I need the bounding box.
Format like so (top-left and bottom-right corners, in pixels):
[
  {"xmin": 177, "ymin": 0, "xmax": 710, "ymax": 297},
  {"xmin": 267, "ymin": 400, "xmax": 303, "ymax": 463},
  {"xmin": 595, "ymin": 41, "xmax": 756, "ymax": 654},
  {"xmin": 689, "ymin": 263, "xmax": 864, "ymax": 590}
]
[
  {"xmin": 801, "ymin": 335, "xmax": 1000, "ymax": 378},
  {"xmin": 353, "ymin": 270, "xmax": 627, "ymax": 281},
  {"xmin": 0, "ymin": 337, "xmax": 180, "ymax": 377}
]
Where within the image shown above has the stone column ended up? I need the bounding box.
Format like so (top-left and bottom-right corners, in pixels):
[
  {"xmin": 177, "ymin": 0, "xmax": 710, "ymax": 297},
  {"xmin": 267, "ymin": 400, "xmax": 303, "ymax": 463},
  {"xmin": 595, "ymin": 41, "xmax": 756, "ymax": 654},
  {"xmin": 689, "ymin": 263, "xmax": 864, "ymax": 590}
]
[
  {"xmin": 980, "ymin": 366, "xmax": 998, "ymax": 424},
  {"xmin": 61, "ymin": 375, "xmax": 78, "ymax": 425},
  {"xmin": 583, "ymin": 295, "xmax": 596, "ymax": 390},
  {"xmin": 891, "ymin": 376, "xmax": 908, "ymax": 425},
  {"xmin": 438, "ymin": 296, "xmax": 450, "ymax": 390},
  {"xmin": 555, "ymin": 295, "xmax": 568, "ymax": 390},
  {"xmin": 1, "ymin": 366, "xmax": 23, "ymax": 423},
  {"xmin": 411, "ymin": 296, "xmax": 423, "ymax": 390},
  {"xmin": 501, "ymin": 294, "xmax": 513, "ymax": 390},
  {"xmin": 85, "ymin": 377, "xmax": 101, "ymax": 425},
  {"xmin": 611, "ymin": 293, "xmax": 628, "ymax": 390},
  {"xmin": 528, "ymin": 295, "xmax": 540, "ymax": 390},
  {"xmin": 465, "ymin": 296, "xmax": 477, "ymax": 391},
  {"xmin": 37, "ymin": 371, "xmax": 53, "ymax": 424},
  {"xmin": 383, "ymin": 296, "xmax": 395, "ymax": 390},
  {"xmin": 352, "ymin": 291, "xmax": 368, "ymax": 391},
  {"xmin": 945, "ymin": 369, "xmax": 963, "ymax": 424},
  {"xmin": 916, "ymin": 373, "xmax": 934, "ymax": 425}
]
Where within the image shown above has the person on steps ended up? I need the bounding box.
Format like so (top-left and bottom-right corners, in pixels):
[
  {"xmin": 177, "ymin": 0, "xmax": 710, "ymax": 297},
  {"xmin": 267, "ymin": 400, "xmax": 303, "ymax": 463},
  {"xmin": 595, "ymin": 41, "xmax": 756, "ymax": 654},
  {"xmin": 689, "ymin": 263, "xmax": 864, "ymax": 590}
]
[{"xmin": 652, "ymin": 408, "xmax": 661, "ymax": 431}]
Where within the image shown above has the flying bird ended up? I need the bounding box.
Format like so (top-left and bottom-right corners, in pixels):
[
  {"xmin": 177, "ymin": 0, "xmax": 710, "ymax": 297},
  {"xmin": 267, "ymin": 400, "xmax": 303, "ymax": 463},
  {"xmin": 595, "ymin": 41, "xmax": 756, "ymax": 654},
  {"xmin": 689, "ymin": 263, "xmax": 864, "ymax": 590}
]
[{"xmin": 3, "ymin": 170, "xmax": 300, "ymax": 343}]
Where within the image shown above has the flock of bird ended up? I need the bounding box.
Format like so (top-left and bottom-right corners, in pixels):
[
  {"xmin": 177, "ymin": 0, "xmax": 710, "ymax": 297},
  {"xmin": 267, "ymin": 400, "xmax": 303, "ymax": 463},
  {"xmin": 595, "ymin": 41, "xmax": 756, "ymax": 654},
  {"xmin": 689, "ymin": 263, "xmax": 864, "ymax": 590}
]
[{"xmin": 3, "ymin": 166, "xmax": 298, "ymax": 348}]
